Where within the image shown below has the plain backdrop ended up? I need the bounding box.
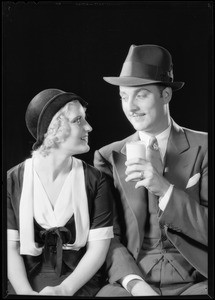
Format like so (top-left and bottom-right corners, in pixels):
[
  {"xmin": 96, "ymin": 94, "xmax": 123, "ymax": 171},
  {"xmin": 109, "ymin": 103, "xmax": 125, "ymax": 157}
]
[{"xmin": 3, "ymin": 1, "xmax": 213, "ymax": 170}]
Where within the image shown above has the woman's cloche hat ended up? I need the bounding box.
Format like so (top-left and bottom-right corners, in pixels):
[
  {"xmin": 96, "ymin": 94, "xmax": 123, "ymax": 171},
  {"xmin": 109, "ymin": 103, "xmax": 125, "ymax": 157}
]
[
  {"xmin": 25, "ymin": 88, "xmax": 88, "ymax": 150},
  {"xmin": 103, "ymin": 44, "xmax": 184, "ymax": 91}
]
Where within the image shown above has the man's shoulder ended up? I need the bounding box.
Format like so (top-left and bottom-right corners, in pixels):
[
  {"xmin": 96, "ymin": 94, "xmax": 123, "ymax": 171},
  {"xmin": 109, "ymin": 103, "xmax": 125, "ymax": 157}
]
[
  {"xmin": 182, "ymin": 126, "xmax": 208, "ymax": 145},
  {"xmin": 173, "ymin": 119, "xmax": 207, "ymax": 144},
  {"xmin": 97, "ymin": 134, "xmax": 134, "ymax": 158}
]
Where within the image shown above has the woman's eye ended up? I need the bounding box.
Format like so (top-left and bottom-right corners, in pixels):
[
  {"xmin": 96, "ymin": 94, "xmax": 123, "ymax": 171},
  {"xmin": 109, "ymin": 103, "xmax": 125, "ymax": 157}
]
[
  {"xmin": 73, "ymin": 117, "xmax": 82, "ymax": 124},
  {"xmin": 76, "ymin": 117, "xmax": 82, "ymax": 124}
]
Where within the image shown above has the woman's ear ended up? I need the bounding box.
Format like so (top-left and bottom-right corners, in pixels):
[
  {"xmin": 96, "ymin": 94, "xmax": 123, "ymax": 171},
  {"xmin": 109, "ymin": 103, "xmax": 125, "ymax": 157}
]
[{"xmin": 162, "ymin": 87, "xmax": 172, "ymax": 104}]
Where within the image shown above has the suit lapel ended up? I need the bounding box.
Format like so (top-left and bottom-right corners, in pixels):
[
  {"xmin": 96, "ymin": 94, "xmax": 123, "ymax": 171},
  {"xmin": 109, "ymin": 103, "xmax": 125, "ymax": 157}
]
[{"xmin": 164, "ymin": 121, "xmax": 200, "ymax": 189}]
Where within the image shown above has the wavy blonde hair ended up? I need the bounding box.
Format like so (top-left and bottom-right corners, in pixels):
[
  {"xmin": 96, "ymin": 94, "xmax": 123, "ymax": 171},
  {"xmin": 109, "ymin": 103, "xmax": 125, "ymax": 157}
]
[{"xmin": 32, "ymin": 100, "xmax": 79, "ymax": 157}]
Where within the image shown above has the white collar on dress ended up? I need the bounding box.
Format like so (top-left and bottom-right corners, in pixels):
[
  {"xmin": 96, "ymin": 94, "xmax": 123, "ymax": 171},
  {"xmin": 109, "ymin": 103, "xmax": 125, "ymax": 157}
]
[{"xmin": 19, "ymin": 157, "xmax": 89, "ymax": 256}]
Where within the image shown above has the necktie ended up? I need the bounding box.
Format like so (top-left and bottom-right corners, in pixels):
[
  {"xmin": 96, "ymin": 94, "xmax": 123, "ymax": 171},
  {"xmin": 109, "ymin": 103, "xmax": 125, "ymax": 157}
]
[
  {"xmin": 146, "ymin": 136, "xmax": 163, "ymax": 175},
  {"xmin": 145, "ymin": 137, "xmax": 163, "ymax": 213}
]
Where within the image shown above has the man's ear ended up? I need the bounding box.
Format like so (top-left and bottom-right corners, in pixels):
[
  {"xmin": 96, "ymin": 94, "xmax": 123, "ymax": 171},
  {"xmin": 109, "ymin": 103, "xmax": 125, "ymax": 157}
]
[{"xmin": 162, "ymin": 87, "xmax": 172, "ymax": 104}]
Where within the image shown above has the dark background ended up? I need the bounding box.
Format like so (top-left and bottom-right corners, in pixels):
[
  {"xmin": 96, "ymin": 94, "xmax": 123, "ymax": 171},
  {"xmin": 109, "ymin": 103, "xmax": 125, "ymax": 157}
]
[
  {"xmin": 2, "ymin": 2, "xmax": 214, "ymax": 298},
  {"xmin": 3, "ymin": 1, "xmax": 213, "ymax": 170}
]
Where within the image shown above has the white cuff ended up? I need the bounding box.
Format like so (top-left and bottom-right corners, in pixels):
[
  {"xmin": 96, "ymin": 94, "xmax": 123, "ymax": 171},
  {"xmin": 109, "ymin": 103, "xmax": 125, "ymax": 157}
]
[
  {"xmin": 121, "ymin": 274, "xmax": 143, "ymax": 292},
  {"xmin": 7, "ymin": 229, "xmax": 20, "ymax": 241},
  {"xmin": 88, "ymin": 226, "xmax": 113, "ymax": 241},
  {"xmin": 159, "ymin": 184, "xmax": 174, "ymax": 211}
]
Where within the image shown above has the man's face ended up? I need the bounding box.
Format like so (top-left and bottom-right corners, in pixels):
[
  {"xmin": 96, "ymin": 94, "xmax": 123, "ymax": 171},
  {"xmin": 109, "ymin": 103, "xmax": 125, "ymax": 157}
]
[{"xmin": 119, "ymin": 85, "xmax": 170, "ymax": 135}]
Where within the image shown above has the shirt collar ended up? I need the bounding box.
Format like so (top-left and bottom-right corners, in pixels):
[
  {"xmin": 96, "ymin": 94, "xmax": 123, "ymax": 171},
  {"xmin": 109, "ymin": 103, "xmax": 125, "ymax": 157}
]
[{"xmin": 138, "ymin": 124, "xmax": 171, "ymax": 160}]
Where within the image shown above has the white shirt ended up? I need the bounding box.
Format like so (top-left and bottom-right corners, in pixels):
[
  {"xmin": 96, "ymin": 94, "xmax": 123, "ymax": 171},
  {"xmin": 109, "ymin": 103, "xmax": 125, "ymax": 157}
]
[
  {"xmin": 122, "ymin": 125, "xmax": 174, "ymax": 292},
  {"xmin": 139, "ymin": 124, "xmax": 171, "ymax": 162}
]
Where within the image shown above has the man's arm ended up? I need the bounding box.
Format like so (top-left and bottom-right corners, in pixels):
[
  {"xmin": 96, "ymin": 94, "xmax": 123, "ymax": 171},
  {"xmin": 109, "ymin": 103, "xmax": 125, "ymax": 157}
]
[{"xmin": 159, "ymin": 150, "xmax": 208, "ymax": 246}]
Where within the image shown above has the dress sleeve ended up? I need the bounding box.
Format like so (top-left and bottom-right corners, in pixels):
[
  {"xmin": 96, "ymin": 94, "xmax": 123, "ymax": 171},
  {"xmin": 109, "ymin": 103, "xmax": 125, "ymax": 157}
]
[
  {"xmin": 7, "ymin": 175, "xmax": 20, "ymax": 240},
  {"xmin": 88, "ymin": 173, "xmax": 113, "ymax": 241},
  {"xmin": 7, "ymin": 183, "xmax": 18, "ymax": 231}
]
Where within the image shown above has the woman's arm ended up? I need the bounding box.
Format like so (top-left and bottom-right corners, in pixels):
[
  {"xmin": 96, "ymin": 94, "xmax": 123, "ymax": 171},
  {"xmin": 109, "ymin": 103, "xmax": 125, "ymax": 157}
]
[
  {"xmin": 39, "ymin": 238, "xmax": 111, "ymax": 295},
  {"xmin": 7, "ymin": 240, "xmax": 38, "ymax": 295}
]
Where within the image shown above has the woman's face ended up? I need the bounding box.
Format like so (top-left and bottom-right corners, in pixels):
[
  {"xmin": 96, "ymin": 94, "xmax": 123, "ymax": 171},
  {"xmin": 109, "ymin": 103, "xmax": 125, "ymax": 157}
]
[{"xmin": 59, "ymin": 101, "xmax": 92, "ymax": 156}]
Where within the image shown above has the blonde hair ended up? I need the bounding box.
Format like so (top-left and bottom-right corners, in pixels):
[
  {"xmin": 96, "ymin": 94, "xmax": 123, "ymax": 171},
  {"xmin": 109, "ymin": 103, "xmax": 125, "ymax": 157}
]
[{"xmin": 32, "ymin": 100, "xmax": 79, "ymax": 157}]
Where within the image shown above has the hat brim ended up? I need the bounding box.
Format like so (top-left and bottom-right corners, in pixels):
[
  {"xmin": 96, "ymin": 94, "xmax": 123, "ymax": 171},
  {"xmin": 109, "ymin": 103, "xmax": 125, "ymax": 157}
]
[{"xmin": 103, "ymin": 77, "xmax": 184, "ymax": 91}]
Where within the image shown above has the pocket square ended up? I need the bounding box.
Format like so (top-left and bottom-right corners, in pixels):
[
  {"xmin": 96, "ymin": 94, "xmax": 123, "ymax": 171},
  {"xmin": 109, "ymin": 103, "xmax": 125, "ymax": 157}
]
[{"xmin": 186, "ymin": 173, "xmax": 201, "ymax": 188}]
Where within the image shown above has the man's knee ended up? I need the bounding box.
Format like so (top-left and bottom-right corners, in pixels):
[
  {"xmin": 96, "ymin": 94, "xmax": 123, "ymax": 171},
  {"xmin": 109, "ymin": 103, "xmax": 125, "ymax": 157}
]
[
  {"xmin": 181, "ymin": 280, "xmax": 208, "ymax": 295},
  {"xmin": 96, "ymin": 283, "xmax": 131, "ymax": 297}
]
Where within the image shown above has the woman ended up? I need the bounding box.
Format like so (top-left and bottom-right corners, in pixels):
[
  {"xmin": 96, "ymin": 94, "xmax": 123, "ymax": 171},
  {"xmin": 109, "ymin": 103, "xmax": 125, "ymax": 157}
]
[{"xmin": 7, "ymin": 89, "xmax": 114, "ymax": 296}]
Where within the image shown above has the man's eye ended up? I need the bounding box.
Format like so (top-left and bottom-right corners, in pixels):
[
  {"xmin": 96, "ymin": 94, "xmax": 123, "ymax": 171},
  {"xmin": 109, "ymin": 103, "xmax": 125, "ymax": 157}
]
[
  {"xmin": 137, "ymin": 93, "xmax": 147, "ymax": 99},
  {"xmin": 120, "ymin": 96, "xmax": 128, "ymax": 102}
]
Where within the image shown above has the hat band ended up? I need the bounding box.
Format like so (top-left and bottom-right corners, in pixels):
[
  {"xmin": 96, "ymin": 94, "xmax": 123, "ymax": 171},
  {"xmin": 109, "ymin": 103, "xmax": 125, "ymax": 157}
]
[{"xmin": 120, "ymin": 61, "xmax": 173, "ymax": 82}]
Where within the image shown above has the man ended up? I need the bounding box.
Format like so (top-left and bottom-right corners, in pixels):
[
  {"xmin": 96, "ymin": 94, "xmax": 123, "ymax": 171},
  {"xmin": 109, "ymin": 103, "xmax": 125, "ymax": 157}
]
[{"xmin": 94, "ymin": 44, "xmax": 208, "ymax": 296}]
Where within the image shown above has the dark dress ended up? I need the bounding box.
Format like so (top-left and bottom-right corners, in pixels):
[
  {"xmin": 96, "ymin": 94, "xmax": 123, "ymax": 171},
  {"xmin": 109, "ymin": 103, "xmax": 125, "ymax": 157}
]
[{"xmin": 7, "ymin": 160, "xmax": 113, "ymax": 296}]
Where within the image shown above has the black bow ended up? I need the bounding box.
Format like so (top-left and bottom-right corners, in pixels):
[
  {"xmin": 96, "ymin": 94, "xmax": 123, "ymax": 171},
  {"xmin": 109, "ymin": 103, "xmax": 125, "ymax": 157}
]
[{"xmin": 39, "ymin": 226, "xmax": 72, "ymax": 276}]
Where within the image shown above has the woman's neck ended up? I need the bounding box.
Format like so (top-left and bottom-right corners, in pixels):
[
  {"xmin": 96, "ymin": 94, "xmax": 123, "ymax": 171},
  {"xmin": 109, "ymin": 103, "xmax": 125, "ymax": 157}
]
[{"xmin": 33, "ymin": 151, "xmax": 73, "ymax": 182}]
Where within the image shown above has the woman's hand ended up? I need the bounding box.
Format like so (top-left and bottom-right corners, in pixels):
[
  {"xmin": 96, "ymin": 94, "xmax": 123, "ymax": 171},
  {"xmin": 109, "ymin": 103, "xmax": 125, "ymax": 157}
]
[
  {"xmin": 26, "ymin": 291, "xmax": 39, "ymax": 295},
  {"xmin": 18, "ymin": 290, "xmax": 39, "ymax": 295},
  {"xmin": 39, "ymin": 285, "xmax": 70, "ymax": 296},
  {"xmin": 53, "ymin": 239, "xmax": 111, "ymax": 295}
]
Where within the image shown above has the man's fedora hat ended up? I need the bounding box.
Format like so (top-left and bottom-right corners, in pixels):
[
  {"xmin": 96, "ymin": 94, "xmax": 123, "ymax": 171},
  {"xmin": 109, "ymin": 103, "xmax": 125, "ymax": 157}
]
[
  {"xmin": 25, "ymin": 88, "xmax": 88, "ymax": 150},
  {"xmin": 103, "ymin": 44, "xmax": 184, "ymax": 91}
]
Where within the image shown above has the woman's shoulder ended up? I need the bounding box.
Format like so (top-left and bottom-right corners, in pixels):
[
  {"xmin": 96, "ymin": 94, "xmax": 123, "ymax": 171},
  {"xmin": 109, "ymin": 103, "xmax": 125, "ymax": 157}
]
[
  {"xmin": 7, "ymin": 161, "xmax": 25, "ymax": 181},
  {"xmin": 82, "ymin": 160, "xmax": 104, "ymax": 179},
  {"xmin": 7, "ymin": 161, "xmax": 26, "ymax": 196}
]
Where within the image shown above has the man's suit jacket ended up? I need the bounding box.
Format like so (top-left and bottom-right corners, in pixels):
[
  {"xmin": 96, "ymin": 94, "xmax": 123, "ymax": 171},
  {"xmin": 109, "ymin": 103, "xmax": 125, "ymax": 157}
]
[{"xmin": 94, "ymin": 120, "xmax": 208, "ymax": 284}]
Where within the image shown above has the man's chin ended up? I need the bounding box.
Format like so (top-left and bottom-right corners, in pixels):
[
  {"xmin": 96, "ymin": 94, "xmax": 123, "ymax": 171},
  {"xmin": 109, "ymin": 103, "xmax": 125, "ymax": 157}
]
[{"xmin": 132, "ymin": 123, "xmax": 147, "ymax": 132}]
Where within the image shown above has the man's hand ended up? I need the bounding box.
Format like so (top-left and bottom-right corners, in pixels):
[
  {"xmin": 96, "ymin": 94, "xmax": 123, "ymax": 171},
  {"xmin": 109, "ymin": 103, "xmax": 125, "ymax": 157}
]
[
  {"xmin": 128, "ymin": 279, "xmax": 159, "ymax": 296},
  {"xmin": 125, "ymin": 137, "xmax": 171, "ymax": 196},
  {"xmin": 125, "ymin": 157, "xmax": 170, "ymax": 196}
]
